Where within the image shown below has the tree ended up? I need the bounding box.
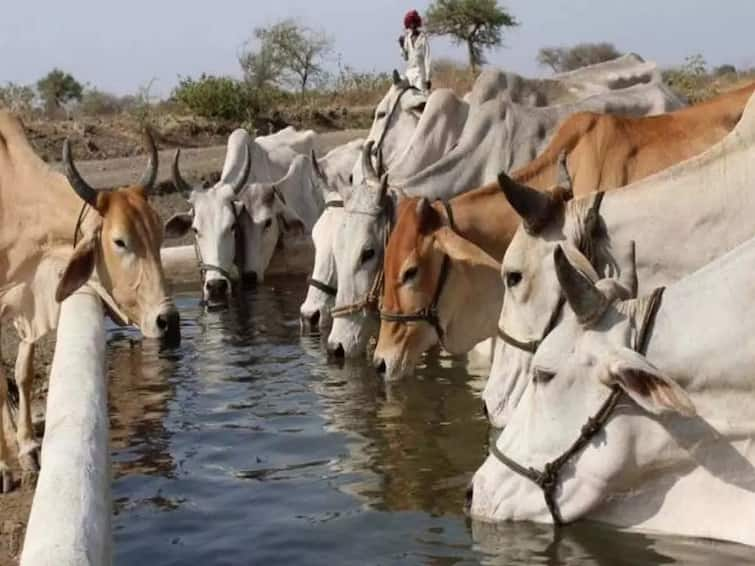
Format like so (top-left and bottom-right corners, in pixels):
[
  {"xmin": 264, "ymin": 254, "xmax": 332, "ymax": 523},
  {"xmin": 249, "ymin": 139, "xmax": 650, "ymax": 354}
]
[
  {"xmin": 536, "ymin": 42, "xmax": 622, "ymax": 73},
  {"xmin": 426, "ymin": 0, "xmax": 518, "ymax": 72},
  {"xmin": 240, "ymin": 20, "xmax": 333, "ymax": 93},
  {"xmin": 36, "ymin": 68, "xmax": 83, "ymax": 114}
]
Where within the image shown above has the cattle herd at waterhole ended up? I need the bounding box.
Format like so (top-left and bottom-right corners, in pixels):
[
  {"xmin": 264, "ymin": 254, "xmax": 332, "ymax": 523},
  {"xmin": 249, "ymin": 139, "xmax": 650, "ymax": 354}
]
[{"xmin": 3, "ymin": 52, "xmax": 755, "ymax": 549}]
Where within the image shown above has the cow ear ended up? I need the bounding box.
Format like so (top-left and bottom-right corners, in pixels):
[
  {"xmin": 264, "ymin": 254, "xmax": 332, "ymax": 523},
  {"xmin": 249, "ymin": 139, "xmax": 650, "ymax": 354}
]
[
  {"xmin": 601, "ymin": 347, "xmax": 696, "ymax": 417},
  {"xmin": 56, "ymin": 233, "xmax": 97, "ymax": 302},
  {"xmin": 164, "ymin": 213, "xmax": 193, "ymax": 239}
]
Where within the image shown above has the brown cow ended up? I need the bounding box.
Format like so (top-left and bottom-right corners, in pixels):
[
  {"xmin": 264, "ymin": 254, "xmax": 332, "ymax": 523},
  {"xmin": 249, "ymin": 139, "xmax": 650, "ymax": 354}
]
[
  {"xmin": 0, "ymin": 111, "xmax": 179, "ymax": 490},
  {"xmin": 374, "ymin": 83, "xmax": 755, "ymax": 380}
]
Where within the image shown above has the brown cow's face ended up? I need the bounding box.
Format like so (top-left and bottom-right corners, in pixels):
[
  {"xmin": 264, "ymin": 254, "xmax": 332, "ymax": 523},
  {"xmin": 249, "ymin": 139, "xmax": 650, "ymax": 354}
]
[{"xmin": 56, "ymin": 187, "xmax": 179, "ymax": 343}]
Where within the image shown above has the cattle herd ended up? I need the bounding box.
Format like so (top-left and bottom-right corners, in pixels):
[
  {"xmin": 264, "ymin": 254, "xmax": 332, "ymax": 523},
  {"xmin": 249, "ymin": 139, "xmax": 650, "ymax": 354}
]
[{"xmin": 2, "ymin": 53, "xmax": 755, "ymax": 547}]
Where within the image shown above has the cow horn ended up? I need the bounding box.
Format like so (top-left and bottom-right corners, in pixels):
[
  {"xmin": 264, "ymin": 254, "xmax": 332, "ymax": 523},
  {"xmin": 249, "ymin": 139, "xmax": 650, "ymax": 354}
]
[
  {"xmin": 62, "ymin": 138, "xmax": 98, "ymax": 207},
  {"xmin": 137, "ymin": 127, "xmax": 158, "ymax": 191},
  {"xmin": 311, "ymin": 150, "xmax": 327, "ymax": 183},
  {"xmin": 498, "ymin": 171, "xmax": 557, "ymax": 234},
  {"xmin": 231, "ymin": 144, "xmax": 252, "ymax": 195},
  {"xmin": 557, "ymin": 151, "xmax": 572, "ymax": 193},
  {"xmin": 172, "ymin": 149, "xmax": 194, "ymax": 198},
  {"xmin": 616, "ymin": 240, "xmax": 638, "ymax": 299},
  {"xmin": 362, "ymin": 141, "xmax": 380, "ymax": 185},
  {"xmin": 392, "ymin": 69, "xmax": 402, "ymax": 85},
  {"xmin": 554, "ymin": 246, "xmax": 610, "ymax": 327}
]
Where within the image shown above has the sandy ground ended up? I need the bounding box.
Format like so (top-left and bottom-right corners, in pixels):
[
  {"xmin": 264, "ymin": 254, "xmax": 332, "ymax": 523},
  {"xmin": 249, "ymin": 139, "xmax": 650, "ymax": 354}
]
[{"xmin": 0, "ymin": 128, "xmax": 365, "ymax": 565}]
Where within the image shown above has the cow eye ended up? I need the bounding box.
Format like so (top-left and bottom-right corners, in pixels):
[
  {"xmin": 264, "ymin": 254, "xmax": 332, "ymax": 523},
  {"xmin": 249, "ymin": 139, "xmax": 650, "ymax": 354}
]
[
  {"xmin": 505, "ymin": 271, "xmax": 522, "ymax": 288},
  {"xmin": 533, "ymin": 367, "xmax": 555, "ymax": 383},
  {"xmin": 264, "ymin": 218, "xmax": 273, "ymax": 229},
  {"xmin": 113, "ymin": 238, "xmax": 127, "ymax": 249},
  {"xmin": 361, "ymin": 248, "xmax": 375, "ymax": 264},
  {"xmin": 401, "ymin": 266, "xmax": 418, "ymax": 284}
]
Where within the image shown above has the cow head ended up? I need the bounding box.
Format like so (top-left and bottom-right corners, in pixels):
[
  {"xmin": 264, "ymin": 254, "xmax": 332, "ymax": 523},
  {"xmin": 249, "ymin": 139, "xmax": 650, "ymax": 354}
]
[
  {"xmin": 482, "ymin": 171, "xmax": 579, "ymax": 427},
  {"xmin": 470, "ymin": 246, "xmax": 694, "ymax": 525},
  {"xmin": 56, "ymin": 130, "xmax": 180, "ymax": 343},
  {"xmin": 365, "ymin": 70, "xmax": 427, "ymax": 167},
  {"xmin": 327, "ymin": 143, "xmax": 397, "ymax": 359},
  {"xmin": 373, "ymin": 198, "xmax": 503, "ymax": 379},
  {"xmin": 164, "ymin": 138, "xmax": 252, "ymax": 308}
]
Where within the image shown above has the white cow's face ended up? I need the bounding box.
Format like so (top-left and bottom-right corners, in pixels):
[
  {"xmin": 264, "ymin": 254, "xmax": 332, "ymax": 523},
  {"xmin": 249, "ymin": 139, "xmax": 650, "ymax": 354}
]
[
  {"xmin": 300, "ymin": 197, "xmax": 343, "ymax": 332},
  {"xmin": 240, "ymin": 183, "xmax": 306, "ymax": 283},
  {"xmin": 471, "ymin": 250, "xmax": 694, "ymax": 524},
  {"xmin": 165, "ymin": 183, "xmax": 243, "ymax": 307},
  {"xmin": 327, "ymin": 183, "xmax": 395, "ymax": 358}
]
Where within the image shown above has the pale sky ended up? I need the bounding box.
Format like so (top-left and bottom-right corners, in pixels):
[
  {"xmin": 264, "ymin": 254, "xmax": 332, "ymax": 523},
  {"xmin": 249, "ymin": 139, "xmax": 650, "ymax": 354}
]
[{"xmin": 3, "ymin": 0, "xmax": 754, "ymax": 97}]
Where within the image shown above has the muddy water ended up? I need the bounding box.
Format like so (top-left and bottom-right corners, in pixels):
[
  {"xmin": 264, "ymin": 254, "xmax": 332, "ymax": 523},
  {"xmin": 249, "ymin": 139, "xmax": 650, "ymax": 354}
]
[{"xmin": 108, "ymin": 277, "xmax": 753, "ymax": 565}]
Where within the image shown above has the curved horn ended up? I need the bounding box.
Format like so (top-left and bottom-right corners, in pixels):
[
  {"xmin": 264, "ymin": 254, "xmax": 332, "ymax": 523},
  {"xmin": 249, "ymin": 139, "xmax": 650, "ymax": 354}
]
[
  {"xmin": 62, "ymin": 138, "xmax": 98, "ymax": 207},
  {"xmin": 554, "ymin": 246, "xmax": 610, "ymax": 326},
  {"xmin": 557, "ymin": 151, "xmax": 572, "ymax": 193},
  {"xmin": 498, "ymin": 171, "xmax": 558, "ymax": 234},
  {"xmin": 616, "ymin": 240, "xmax": 638, "ymax": 298},
  {"xmin": 137, "ymin": 127, "xmax": 158, "ymax": 191},
  {"xmin": 172, "ymin": 149, "xmax": 194, "ymax": 198},
  {"xmin": 362, "ymin": 141, "xmax": 379, "ymax": 184},
  {"xmin": 311, "ymin": 149, "xmax": 327, "ymax": 183},
  {"xmin": 231, "ymin": 144, "xmax": 252, "ymax": 195}
]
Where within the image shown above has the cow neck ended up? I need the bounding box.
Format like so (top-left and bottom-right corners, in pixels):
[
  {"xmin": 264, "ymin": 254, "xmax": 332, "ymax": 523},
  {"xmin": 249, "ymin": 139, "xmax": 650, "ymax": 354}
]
[
  {"xmin": 307, "ymin": 200, "xmax": 344, "ymax": 297},
  {"xmin": 489, "ymin": 285, "xmax": 665, "ymax": 527},
  {"xmin": 497, "ymin": 191, "xmax": 605, "ymax": 354},
  {"xmin": 378, "ymin": 201, "xmax": 458, "ymax": 347}
]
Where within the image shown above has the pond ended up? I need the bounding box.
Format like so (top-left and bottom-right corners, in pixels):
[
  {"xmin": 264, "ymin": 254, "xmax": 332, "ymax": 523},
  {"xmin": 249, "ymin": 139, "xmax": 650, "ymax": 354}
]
[{"xmin": 107, "ymin": 277, "xmax": 753, "ymax": 565}]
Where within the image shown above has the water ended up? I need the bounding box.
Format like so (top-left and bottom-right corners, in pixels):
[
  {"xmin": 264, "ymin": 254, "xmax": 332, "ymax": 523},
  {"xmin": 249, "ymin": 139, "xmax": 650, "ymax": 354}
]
[{"xmin": 108, "ymin": 277, "xmax": 753, "ymax": 565}]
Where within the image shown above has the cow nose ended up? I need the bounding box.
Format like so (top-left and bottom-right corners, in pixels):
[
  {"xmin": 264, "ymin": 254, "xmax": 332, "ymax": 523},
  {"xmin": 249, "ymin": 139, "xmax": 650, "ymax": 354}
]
[
  {"xmin": 156, "ymin": 309, "xmax": 181, "ymax": 345},
  {"xmin": 206, "ymin": 279, "xmax": 229, "ymax": 300},
  {"xmin": 465, "ymin": 482, "xmax": 474, "ymax": 512},
  {"xmin": 308, "ymin": 311, "xmax": 320, "ymax": 328},
  {"xmin": 328, "ymin": 343, "xmax": 345, "ymax": 359},
  {"xmin": 374, "ymin": 357, "xmax": 386, "ymax": 374}
]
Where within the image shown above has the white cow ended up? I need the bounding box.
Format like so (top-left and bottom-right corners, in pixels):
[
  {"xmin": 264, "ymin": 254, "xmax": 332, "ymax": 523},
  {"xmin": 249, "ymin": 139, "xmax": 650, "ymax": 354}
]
[
  {"xmin": 484, "ymin": 90, "xmax": 755, "ymax": 427},
  {"xmin": 471, "ymin": 238, "xmax": 755, "ymax": 547},
  {"xmin": 165, "ymin": 128, "xmax": 312, "ymax": 306},
  {"xmin": 327, "ymin": 82, "xmax": 683, "ymax": 359}
]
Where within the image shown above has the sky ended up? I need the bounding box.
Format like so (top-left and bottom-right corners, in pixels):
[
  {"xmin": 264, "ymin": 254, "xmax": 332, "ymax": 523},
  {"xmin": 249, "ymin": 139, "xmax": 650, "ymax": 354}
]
[{"xmin": 3, "ymin": 0, "xmax": 754, "ymax": 98}]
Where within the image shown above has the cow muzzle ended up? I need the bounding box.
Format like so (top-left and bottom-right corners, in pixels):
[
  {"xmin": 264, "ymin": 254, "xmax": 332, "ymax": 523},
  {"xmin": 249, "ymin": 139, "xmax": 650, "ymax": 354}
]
[{"xmin": 204, "ymin": 277, "xmax": 231, "ymax": 309}]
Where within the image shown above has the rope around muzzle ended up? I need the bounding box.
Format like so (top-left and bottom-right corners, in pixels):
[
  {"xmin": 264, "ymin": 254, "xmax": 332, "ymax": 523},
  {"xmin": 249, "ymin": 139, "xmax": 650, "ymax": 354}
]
[
  {"xmin": 488, "ymin": 285, "xmax": 665, "ymax": 526},
  {"xmin": 378, "ymin": 201, "xmax": 458, "ymax": 345}
]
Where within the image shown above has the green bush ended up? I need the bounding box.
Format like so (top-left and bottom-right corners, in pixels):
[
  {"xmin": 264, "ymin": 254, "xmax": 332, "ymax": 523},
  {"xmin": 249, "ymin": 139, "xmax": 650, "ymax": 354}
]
[
  {"xmin": 172, "ymin": 74, "xmax": 258, "ymax": 121},
  {"xmin": 662, "ymin": 54, "xmax": 718, "ymax": 103}
]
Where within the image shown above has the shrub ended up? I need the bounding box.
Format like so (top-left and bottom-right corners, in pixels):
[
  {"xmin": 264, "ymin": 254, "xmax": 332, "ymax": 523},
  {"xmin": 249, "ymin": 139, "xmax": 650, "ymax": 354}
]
[
  {"xmin": 172, "ymin": 74, "xmax": 257, "ymax": 122},
  {"xmin": 0, "ymin": 82, "xmax": 35, "ymax": 115},
  {"xmin": 78, "ymin": 88, "xmax": 124, "ymax": 116},
  {"xmin": 37, "ymin": 68, "xmax": 83, "ymax": 115},
  {"xmin": 663, "ymin": 54, "xmax": 718, "ymax": 103}
]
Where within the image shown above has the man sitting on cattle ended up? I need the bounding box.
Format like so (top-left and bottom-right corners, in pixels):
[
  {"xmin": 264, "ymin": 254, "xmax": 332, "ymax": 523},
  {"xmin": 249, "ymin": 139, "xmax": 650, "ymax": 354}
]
[{"xmin": 398, "ymin": 9, "xmax": 431, "ymax": 93}]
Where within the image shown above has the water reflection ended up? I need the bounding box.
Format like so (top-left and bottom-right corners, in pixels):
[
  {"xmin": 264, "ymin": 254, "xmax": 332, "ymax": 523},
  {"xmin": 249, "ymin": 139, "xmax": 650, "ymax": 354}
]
[{"xmin": 109, "ymin": 277, "xmax": 755, "ymax": 565}]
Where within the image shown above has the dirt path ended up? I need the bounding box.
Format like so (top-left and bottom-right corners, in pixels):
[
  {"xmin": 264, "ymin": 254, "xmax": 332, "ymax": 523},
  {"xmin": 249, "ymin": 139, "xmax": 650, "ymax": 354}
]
[{"xmin": 0, "ymin": 128, "xmax": 366, "ymax": 566}]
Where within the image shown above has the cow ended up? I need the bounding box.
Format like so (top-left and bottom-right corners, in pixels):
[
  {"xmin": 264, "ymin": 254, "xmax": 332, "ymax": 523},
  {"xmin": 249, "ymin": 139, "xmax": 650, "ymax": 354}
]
[
  {"xmin": 470, "ymin": 237, "xmax": 755, "ymax": 546},
  {"xmin": 484, "ymin": 89, "xmax": 755, "ymax": 427},
  {"xmin": 0, "ymin": 111, "xmax": 179, "ymax": 490},
  {"xmin": 299, "ymin": 141, "xmax": 365, "ymax": 332},
  {"xmin": 327, "ymin": 82, "xmax": 683, "ymax": 359},
  {"xmin": 164, "ymin": 128, "xmax": 312, "ymax": 306},
  {"xmin": 372, "ymin": 83, "xmax": 755, "ymax": 380}
]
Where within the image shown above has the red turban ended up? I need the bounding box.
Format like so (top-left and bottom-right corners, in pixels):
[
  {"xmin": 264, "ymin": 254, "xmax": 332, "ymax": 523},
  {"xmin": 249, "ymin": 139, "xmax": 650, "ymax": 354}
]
[{"xmin": 404, "ymin": 10, "xmax": 422, "ymax": 29}]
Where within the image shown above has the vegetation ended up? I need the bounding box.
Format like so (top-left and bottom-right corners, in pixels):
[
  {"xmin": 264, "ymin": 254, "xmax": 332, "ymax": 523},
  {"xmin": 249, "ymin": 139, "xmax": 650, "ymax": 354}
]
[
  {"xmin": 426, "ymin": 0, "xmax": 518, "ymax": 72},
  {"xmin": 240, "ymin": 19, "xmax": 333, "ymax": 93},
  {"xmin": 36, "ymin": 68, "xmax": 83, "ymax": 114},
  {"xmin": 662, "ymin": 54, "xmax": 718, "ymax": 103},
  {"xmin": 0, "ymin": 82, "xmax": 35, "ymax": 115},
  {"xmin": 537, "ymin": 42, "xmax": 622, "ymax": 73}
]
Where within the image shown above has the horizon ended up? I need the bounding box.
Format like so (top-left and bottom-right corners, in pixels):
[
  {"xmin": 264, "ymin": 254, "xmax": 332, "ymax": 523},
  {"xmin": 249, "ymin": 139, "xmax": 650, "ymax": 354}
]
[{"xmin": 3, "ymin": 0, "xmax": 754, "ymax": 98}]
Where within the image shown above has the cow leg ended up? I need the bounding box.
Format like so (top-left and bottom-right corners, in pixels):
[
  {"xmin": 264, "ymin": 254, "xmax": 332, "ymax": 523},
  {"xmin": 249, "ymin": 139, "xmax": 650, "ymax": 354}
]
[
  {"xmin": 15, "ymin": 341, "xmax": 39, "ymax": 472},
  {"xmin": 0, "ymin": 366, "xmax": 12, "ymax": 493}
]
